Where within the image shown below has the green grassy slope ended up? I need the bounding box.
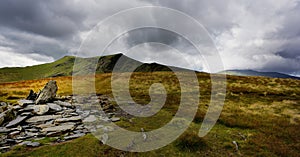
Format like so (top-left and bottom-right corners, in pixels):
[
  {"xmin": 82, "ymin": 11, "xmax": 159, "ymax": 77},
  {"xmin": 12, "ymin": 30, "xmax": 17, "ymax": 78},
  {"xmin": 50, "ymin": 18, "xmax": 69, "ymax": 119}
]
[
  {"xmin": 0, "ymin": 56, "xmax": 75, "ymax": 82},
  {"xmin": 0, "ymin": 53, "xmax": 189, "ymax": 83}
]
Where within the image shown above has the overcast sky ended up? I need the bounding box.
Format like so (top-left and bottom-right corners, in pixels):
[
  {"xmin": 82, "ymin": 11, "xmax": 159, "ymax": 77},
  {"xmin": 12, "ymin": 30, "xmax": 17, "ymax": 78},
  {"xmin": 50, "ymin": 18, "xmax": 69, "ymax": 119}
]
[{"xmin": 0, "ymin": 0, "xmax": 299, "ymax": 75}]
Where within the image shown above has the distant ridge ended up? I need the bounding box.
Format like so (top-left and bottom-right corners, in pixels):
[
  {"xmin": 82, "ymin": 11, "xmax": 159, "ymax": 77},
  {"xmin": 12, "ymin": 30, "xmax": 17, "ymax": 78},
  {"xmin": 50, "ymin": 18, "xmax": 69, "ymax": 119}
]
[
  {"xmin": 220, "ymin": 69, "xmax": 300, "ymax": 80},
  {"xmin": 0, "ymin": 53, "xmax": 189, "ymax": 83}
]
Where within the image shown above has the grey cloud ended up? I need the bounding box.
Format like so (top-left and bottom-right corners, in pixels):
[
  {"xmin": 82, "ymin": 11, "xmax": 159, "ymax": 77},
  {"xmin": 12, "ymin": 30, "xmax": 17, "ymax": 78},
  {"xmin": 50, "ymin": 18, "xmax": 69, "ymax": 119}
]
[
  {"xmin": 0, "ymin": 0, "xmax": 299, "ymax": 75},
  {"xmin": 0, "ymin": 0, "xmax": 85, "ymax": 38}
]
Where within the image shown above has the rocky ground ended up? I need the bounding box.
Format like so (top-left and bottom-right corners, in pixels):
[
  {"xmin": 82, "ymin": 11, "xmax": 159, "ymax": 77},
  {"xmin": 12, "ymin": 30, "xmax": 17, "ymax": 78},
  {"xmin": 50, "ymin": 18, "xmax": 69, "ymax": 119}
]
[{"xmin": 0, "ymin": 80, "xmax": 122, "ymax": 153}]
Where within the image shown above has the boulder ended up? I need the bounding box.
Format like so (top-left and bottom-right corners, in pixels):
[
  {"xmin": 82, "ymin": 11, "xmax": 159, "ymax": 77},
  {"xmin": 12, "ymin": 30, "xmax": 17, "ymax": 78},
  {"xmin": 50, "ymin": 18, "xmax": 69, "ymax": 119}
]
[{"xmin": 35, "ymin": 80, "xmax": 58, "ymax": 104}]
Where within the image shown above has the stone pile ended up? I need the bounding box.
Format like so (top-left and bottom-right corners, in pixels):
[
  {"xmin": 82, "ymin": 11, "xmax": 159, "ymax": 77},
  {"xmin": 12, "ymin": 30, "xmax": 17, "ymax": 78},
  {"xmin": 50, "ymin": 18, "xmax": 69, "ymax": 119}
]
[{"xmin": 0, "ymin": 80, "xmax": 119, "ymax": 153}]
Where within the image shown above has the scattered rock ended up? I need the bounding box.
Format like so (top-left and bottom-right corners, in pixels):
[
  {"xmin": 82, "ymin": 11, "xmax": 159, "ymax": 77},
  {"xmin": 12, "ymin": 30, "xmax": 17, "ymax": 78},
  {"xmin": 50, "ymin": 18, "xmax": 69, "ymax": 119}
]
[
  {"xmin": 20, "ymin": 112, "xmax": 33, "ymax": 116},
  {"xmin": 0, "ymin": 146, "xmax": 10, "ymax": 151},
  {"xmin": 83, "ymin": 115, "xmax": 97, "ymax": 123},
  {"xmin": 42, "ymin": 124, "xmax": 75, "ymax": 133},
  {"xmin": 64, "ymin": 133, "xmax": 85, "ymax": 140},
  {"xmin": 111, "ymin": 117, "xmax": 120, "ymax": 122},
  {"xmin": 26, "ymin": 115, "xmax": 61, "ymax": 124},
  {"xmin": 9, "ymin": 130, "xmax": 21, "ymax": 136},
  {"xmin": 35, "ymin": 80, "xmax": 58, "ymax": 104},
  {"xmin": 54, "ymin": 101, "xmax": 73, "ymax": 108},
  {"xmin": 18, "ymin": 100, "xmax": 34, "ymax": 107},
  {"xmin": 232, "ymin": 141, "xmax": 239, "ymax": 151},
  {"xmin": 18, "ymin": 105, "xmax": 35, "ymax": 113},
  {"xmin": 47, "ymin": 103, "xmax": 62, "ymax": 112},
  {"xmin": 6, "ymin": 116, "xmax": 28, "ymax": 128},
  {"xmin": 33, "ymin": 105, "xmax": 49, "ymax": 115},
  {"xmin": 0, "ymin": 127, "xmax": 17, "ymax": 133},
  {"xmin": 55, "ymin": 116, "xmax": 82, "ymax": 123},
  {"xmin": 0, "ymin": 81, "xmax": 122, "ymax": 153},
  {"xmin": 36, "ymin": 123, "xmax": 55, "ymax": 129},
  {"xmin": 21, "ymin": 141, "xmax": 40, "ymax": 147}
]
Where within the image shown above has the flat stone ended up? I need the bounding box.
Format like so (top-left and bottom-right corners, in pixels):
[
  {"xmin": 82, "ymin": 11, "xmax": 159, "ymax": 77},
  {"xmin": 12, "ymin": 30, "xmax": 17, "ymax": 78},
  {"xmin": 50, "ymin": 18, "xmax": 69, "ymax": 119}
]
[
  {"xmin": 9, "ymin": 130, "xmax": 20, "ymax": 136},
  {"xmin": 55, "ymin": 116, "xmax": 82, "ymax": 123},
  {"xmin": 42, "ymin": 124, "xmax": 75, "ymax": 132},
  {"xmin": 12, "ymin": 105, "xmax": 22, "ymax": 111},
  {"xmin": 0, "ymin": 127, "xmax": 16, "ymax": 133},
  {"xmin": 6, "ymin": 139, "xmax": 16, "ymax": 143},
  {"xmin": 69, "ymin": 112, "xmax": 79, "ymax": 116},
  {"xmin": 33, "ymin": 105, "xmax": 49, "ymax": 115},
  {"xmin": 25, "ymin": 131, "xmax": 40, "ymax": 137},
  {"xmin": 6, "ymin": 116, "xmax": 28, "ymax": 128},
  {"xmin": 20, "ymin": 112, "xmax": 33, "ymax": 116},
  {"xmin": 0, "ymin": 146, "xmax": 10, "ymax": 151},
  {"xmin": 47, "ymin": 103, "xmax": 62, "ymax": 112},
  {"xmin": 83, "ymin": 115, "xmax": 97, "ymax": 123},
  {"xmin": 25, "ymin": 128, "xmax": 39, "ymax": 132},
  {"xmin": 18, "ymin": 105, "xmax": 35, "ymax": 112},
  {"xmin": 111, "ymin": 117, "xmax": 120, "ymax": 122},
  {"xmin": 26, "ymin": 115, "xmax": 61, "ymax": 123},
  {"xmin": 54, "ymin": 101, "xmax": 73, "ymax": 108},
  {"xmin": 64, "ymin": 133, "xmax": 85, "ymax": 140},
  {"xmin": 22, "ymin": 141, "xmax": 40, "ymax": 147},
  {"xmin": 16, "ymin": 136, "xmax": 30, "ymax": 140},
  {"xmin": 18, "ymin": 100, "xmax": 34, "ymax": 107},
  {"xmin": 36, "ymin": 123, "xmax": 55, "ymax": 129}
]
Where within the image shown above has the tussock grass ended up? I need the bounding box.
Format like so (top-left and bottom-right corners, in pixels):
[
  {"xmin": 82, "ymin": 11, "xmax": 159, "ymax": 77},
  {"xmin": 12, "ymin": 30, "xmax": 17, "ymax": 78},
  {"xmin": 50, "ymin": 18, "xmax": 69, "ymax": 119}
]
[{"xmin": 1, "ymin": 72, "xmax": 300, "ymax": 156}]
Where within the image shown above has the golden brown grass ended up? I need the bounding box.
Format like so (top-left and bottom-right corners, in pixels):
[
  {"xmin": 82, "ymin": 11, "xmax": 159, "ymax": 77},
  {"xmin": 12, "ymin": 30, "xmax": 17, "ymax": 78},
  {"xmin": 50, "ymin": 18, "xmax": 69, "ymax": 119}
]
[{"xmin": 1, "ymin": 72, "xmax": 300, "ymax": 156}]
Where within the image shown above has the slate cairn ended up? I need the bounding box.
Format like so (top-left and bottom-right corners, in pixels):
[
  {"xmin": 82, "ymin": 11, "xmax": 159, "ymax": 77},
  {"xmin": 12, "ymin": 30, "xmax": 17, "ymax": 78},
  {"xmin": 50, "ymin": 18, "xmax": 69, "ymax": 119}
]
[{"xmin": 0, "ymin": 80, "xmax": 120, "ymax": 153}]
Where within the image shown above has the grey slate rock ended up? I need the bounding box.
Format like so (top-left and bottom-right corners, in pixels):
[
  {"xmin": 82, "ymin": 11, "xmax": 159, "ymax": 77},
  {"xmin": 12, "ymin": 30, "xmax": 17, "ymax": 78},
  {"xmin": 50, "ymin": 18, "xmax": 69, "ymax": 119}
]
[
  {"xmin": 47, "ymin": 103, "xmax": 62, "ymax": 112},
  {"xmin": 64, "ymin": 133, "xmax": 85, "ymax": 140},
  {"xmin": 22, "ymin": 141, "xmax": 40, "ymax": 147},
  {"xmin": 33, "ymin": 105, "xmax": 49, "ymax": 115},
  {"xmin": 26, "ymin": 90, "xmax": 37, "ymax": 100},
  {"xmin": 54, "ymin": 101, "xmax": 73, "ymax": 108},
  {"xmin": 18, "ymin": 100, "xmax": 34, "ymax": 107},
  {"xmin": 26, "ymin": 115, "xmax": 61, "ymax": 123},
  {"xmin": 6, "ymin": 115, "xmax": 28, "ymax": 128},
  {"xmin": 35, "ymin": 80, "xmax": 58, "ymax": 104}
]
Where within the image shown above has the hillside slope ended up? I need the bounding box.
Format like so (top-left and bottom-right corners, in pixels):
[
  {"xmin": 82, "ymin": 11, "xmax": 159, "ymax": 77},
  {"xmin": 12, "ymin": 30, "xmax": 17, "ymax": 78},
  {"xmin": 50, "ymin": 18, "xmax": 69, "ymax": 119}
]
[
  {"xmin": 0, "ymin": 53, "xmax": 188, "ymax": 83},
  {"xmin": 220, "ymin": 69, "xmax": 300, "ymax": 80}
]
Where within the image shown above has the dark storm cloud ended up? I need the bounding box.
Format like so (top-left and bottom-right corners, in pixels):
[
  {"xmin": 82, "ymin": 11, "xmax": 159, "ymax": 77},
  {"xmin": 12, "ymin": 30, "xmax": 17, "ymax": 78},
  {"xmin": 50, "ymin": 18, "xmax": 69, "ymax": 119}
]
[
  {"xmin": 0, "ymin": 0, "xmax": 299, "ymax": 75},
  {"xmin": 0, "ymin": 0, "xmax": 85, "ymax": 38},
  {"xmin": 124, "ymin": 28, "xmax": 183, "ymax": 47}
]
